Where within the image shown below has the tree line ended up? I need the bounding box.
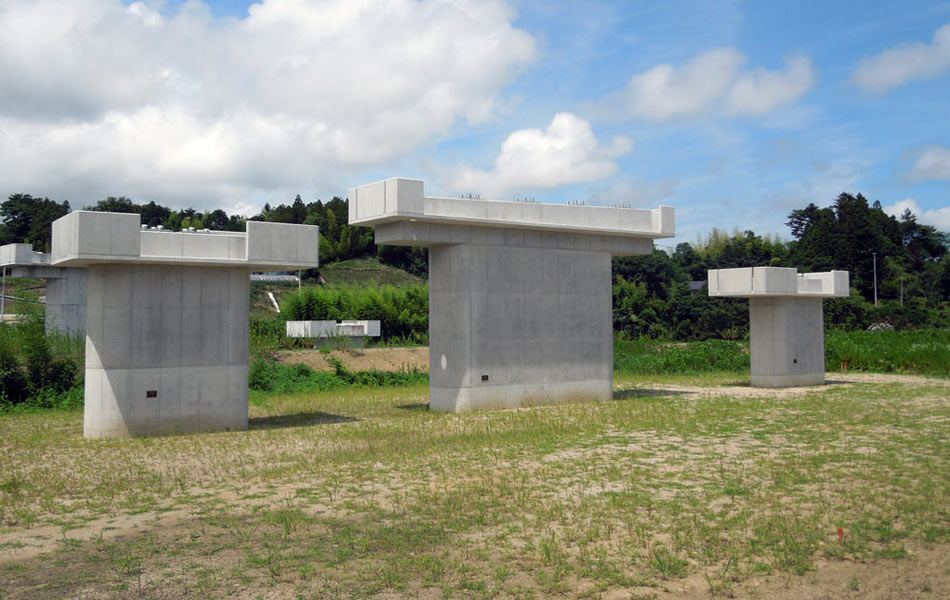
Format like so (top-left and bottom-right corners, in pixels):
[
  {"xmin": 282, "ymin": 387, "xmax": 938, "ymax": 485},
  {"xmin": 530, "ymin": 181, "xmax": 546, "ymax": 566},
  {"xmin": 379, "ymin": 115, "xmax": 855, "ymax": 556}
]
[
  {"xmin": 0, "ymin": 193, "xmax": 427, "ymax": 277},
  {"xmin": 2, "ymin": 190, "xmax": 947, "ymax": 338},
  {"xmin": 613, "ymin": 193, "xmax": 949, "ymax": 339}
]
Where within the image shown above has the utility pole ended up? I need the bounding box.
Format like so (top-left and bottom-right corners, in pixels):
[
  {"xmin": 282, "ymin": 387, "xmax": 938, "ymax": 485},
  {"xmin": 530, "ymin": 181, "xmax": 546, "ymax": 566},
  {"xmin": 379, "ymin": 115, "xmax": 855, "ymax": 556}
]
[
  {"xmin": 1, "ymin": 266, "xmax": 6, "ymax": 324},
  {"xmin": 872, "ymin": 252, "xmax": 878, "ymax": 306},
  {"xmin": 900, "ymin": 276, "xmax": 904, "ymax": 308}
]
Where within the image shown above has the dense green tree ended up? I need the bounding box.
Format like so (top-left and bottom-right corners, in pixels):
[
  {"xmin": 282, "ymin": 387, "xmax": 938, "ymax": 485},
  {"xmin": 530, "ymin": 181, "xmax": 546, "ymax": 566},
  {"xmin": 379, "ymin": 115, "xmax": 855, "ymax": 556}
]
[
  {"xmin": 204, "ymin": 209, "xmax": 229, "ymax": 231},
  {"xmin": 0, "ymin": 194, "xmax": 71, "ymax": 251},
  {"xmin": 87, "ymin": 196, "xmax": 137, "ymax": 213}
]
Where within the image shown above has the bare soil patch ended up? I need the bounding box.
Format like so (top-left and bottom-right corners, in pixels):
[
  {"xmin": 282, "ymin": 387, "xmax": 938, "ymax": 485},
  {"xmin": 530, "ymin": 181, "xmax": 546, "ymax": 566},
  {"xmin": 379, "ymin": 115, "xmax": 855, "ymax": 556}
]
[
  {"xmin": 620, "ymin": 370, "xmax": 950, "ymax": 400},
  {"xmin": 277, "ymin": 346, "xmax": 429, "ymax": 372}
]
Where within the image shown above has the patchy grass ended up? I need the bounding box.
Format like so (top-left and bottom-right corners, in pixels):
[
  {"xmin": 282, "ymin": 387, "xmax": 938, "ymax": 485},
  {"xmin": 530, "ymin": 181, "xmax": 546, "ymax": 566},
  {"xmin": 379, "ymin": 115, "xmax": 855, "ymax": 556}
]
[
  {"xmin": 1, "ymin": 374, "xmax": 948, "ymax": 598},
  {"xmin": 319, "ymin": 257, "xmax": 426, "ymax": 287}
]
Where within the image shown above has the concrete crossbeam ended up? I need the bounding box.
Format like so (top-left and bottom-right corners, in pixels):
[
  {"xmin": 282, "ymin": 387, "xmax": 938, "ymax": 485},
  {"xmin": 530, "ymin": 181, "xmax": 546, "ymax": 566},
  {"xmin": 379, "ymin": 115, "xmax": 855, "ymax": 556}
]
[
  {"xmin": 350, "ymin": 177, "xmax": 674, "ymax": 239},
  {"xmin": 708, "ymin": 266, "xmax": 850, "ymax": 388},
  {"xmin": 349, "ymin": 177, "xmax": 674, "ymax": 412}
]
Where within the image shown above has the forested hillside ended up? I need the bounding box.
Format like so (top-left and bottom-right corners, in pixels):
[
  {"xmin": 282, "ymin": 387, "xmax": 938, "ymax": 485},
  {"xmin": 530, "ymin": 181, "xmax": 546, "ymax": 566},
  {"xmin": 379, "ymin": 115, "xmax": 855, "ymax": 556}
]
[{"xmin": 2, "ymin": 190, "xmax": 947, "ymax": 340}]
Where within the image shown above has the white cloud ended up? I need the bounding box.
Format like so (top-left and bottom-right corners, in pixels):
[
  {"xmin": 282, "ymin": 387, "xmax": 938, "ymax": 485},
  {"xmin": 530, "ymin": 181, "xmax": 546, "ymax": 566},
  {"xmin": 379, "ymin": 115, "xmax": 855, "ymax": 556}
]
[
  {"xmin": 586, "ymin": 178, "xmax": 677, "ymax": 208},
  {"xmin": 626, "ymin": 48, "xmax": 744, "ymax": 121},
  {"xmin": 451, "ymin": 113, "xmax": 633, "ymax": 197},
  {"xmin": 883, "ymin": 198, "xmax": 950, "ymax": 231},
  {"xmin": 908, "ymin": 144, "xmax": 950, "ymax": 181},
  {"xmin": 0, "ymin": 0, "xmax": 535, "ymax": 211},
  {"xmin": 853, "ymin": 24, "xmax": 950, "ymax": 94},
  {"xmin": 621, "ymin": 49, "xmax": 815, "ymax": 121},
  {"xmin": 727, "ymin": 56, "xmax": 816, "ymax": 115}
]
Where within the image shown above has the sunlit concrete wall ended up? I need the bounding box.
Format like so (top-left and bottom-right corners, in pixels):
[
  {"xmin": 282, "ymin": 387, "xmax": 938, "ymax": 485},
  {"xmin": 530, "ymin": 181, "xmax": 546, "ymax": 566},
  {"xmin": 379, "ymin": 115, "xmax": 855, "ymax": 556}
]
[
  {"xmin": 83, "ymin": 265, "xmax": 249, "ymax": 438},
  {"xmin": 428, "ymin": 242, "xmax": 612, "ymax": 411},
  {"xmin": 350, "ymin": 177, "xmax": 674, "ymax": 412}
]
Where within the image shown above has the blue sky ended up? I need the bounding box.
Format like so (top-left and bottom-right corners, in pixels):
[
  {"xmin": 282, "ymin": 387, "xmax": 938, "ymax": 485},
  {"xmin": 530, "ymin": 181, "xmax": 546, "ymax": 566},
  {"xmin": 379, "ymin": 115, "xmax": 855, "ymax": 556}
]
[{"xmin": 1, "ymin": 0, "xmax": 949, "ymax": 243}]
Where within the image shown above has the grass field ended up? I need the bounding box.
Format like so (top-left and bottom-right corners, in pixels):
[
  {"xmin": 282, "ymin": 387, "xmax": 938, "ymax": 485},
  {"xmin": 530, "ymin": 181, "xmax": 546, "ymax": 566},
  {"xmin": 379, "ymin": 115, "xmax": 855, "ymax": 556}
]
[{"xmin": 2, "ymin": 373, "xmax": 948, "ymax": 599}]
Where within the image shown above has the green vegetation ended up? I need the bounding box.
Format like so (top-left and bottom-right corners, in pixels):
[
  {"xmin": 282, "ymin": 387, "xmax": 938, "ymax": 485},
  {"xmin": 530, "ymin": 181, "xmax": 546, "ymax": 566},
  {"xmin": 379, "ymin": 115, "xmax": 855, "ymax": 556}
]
[
  {"xmin": 318, "ymin": 257, "xmax": 426, "ymax": 286},
  {"xmin": 249, "ymin": 357, "xmax": 426, "ymax": 397},
  {"xmin": 614, "ymin": 338, "xmax": 749, "ymax": 375},
  {"xmin": 2, "ymin": 375, "xmax": 947, "ymax": 598},
  {"xmin": 0, "ymin": 276, "xmax": 44, "ymax": 315},
  {"xmin": 826, "ymin": 328, "xmax": 950, "ymax": 376},
  {"xmin": 613, "ymin": 192, "xmax": 949, "ymax": 340},
  {"xmin": 280, "ymin": 283, "xmax": 429, "ymax": 343},
  {"xmin": 0, "ymin": 312, "xmax": 83, "ymax": 409},
  {"xmin": 612, "ymin": 330, "xmax": 950, "ymax": 379},
  {"xmin": 5, "ymin": 323, "xmax": 947, "ymax": 413}
]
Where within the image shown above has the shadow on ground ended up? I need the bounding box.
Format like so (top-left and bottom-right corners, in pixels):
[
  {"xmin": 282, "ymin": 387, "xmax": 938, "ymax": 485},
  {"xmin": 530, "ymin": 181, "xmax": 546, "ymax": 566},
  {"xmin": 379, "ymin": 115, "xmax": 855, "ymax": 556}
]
[
  {"xmin": 613, "ymin": 388, "xmax": 694, "ymax": 400},
  {"xmin": 397, "ymin": 403, "xmax": 430, "ymax": 411},
  {"xmin": 249, "ymin": 412, "xmax": 357, "ymax": 430}
]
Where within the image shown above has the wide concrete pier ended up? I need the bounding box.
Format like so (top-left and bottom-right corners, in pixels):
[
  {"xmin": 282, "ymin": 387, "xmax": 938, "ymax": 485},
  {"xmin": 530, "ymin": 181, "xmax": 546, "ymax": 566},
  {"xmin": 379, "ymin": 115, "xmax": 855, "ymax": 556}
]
[
  {"xmin": 1, "ymin": 243, "xmax": 87, "ymax": 335},
  {"xmin": 51, "ymin": 211, "xmax": 319, "ymax": 438},
  {"xmin": 708, "ymin": 267, "xmax": 849, "ymax": 387},
  {"xmin": 349, "ymin": 178, "xmax": 674, "ymax": 412}
]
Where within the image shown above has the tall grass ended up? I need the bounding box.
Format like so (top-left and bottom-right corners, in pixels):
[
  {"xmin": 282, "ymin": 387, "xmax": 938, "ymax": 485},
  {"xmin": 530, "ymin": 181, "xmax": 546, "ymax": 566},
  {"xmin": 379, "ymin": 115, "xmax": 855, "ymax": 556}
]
[
  {"xmin": 826, "ymin": 328, "xmax": 950, "ymax": 377},
  {"xmin": 614, "ymin": 338, "xmax": 749, "ymax": 375},
  {"xmin": 0, "ymin": 311, "xmax": 85, "ymax": 410}
]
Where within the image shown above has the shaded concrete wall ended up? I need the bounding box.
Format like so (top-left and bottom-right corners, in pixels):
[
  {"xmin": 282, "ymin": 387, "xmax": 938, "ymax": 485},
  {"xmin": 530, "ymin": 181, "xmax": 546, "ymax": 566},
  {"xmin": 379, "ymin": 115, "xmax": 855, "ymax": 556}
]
[
  {"xmin": 429, "ymin": 242, "xmax": 612, "ymax": 411},
  {"xmin": 44, "ymin": 268, "xmax": 86, "ymax": 336},
  {"xmin": 749, "ymin": 297, "xmax": 825, "ymax": 387},
  {"xmin": 83, "ymin": 265, "xmax": 249, "ymax": 438}
]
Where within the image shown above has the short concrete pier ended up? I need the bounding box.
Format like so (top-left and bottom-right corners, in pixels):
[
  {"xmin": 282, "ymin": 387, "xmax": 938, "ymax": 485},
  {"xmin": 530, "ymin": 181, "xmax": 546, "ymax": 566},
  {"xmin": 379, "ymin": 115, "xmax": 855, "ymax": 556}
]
[{"xmin": 708, "ymin": 267, "xmax": 849, "ymax": 387}]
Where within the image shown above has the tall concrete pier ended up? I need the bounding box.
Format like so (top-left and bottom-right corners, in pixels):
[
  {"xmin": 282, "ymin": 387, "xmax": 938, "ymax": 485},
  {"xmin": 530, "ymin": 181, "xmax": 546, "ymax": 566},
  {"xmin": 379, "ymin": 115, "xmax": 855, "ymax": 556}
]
[
  {"xmin": 349, "ymin": 178, "xmax": 674, "ymax": 412},
  {"xmin": 51, "ymin": 211, "xmax": 319, "ymax": 438},
  {"xmin": 1, "ymin": 243, "xmax": 87, "ymax": 335},
  {"xmin": 708, "ymin": 267, "xmax": 849, "ymax": 387}
]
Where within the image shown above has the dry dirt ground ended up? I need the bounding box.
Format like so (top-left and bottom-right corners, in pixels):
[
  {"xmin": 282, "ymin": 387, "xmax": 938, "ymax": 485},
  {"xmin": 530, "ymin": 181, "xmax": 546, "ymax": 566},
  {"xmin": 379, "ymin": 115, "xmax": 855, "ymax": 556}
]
[
  {"xmin": 1, "ymin": 365, "xmax": 948, "ymax": 600},
  {"xmin": 277, "ymin": 346, "xmax": 430, "ymax": 372}
]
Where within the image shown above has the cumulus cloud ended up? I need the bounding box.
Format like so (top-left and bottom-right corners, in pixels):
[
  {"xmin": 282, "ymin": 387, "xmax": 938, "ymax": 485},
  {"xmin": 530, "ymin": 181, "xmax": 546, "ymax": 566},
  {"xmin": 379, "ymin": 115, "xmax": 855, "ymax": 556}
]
[
  {"xmin": 853, "ymin": 24, "xmax": 950, "ymax": 94},
  {"xmin": 908, "ymin": 144, "xmax": 950, "ymax": 182},
  {"xmin": 883, "ymin": 198, "xmax": 950, "ymax": 231},
  {"xmin": 451, "ymin": 113, "xmax": 633, "ymax": 197},
  {"xmin": 620, "ymin": 49, "xmax": 814, "ymax": 121},
  {"xmin": 0, "ymin": 0, "xmax": 535, "ymax": 211}
]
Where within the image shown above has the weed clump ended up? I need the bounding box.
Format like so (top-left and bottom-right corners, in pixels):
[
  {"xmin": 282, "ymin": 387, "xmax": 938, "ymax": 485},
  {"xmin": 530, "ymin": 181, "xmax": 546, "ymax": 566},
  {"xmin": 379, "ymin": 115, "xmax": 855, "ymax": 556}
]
[
  {"xmin": 249, "ymin": 356, "xmax": 426, "ymax": 395},
  {"xmin": 614, "ymin": 338, "xmax": 748, "ymax": 375},
  {"xmin": 0, "ymin": 312, "xmax": 83, "ymax": 410}
]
